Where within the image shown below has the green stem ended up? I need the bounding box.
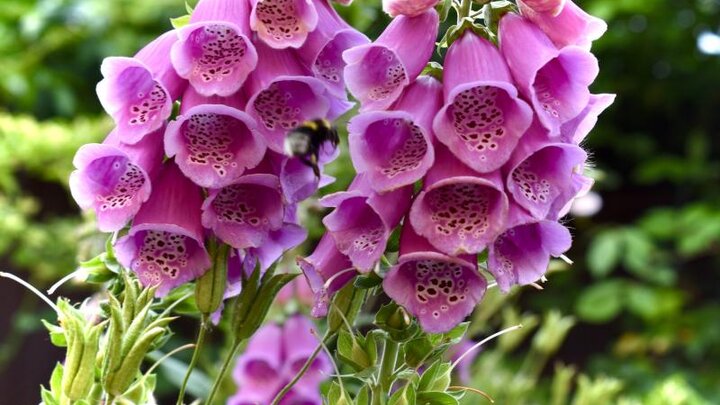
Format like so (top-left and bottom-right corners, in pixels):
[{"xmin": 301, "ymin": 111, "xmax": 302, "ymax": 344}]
[
  {"xmin": 206, "ymin": 339, "xmax": 242, "ymax": 405},
  {"xmin": 177, "ymin": 315, "xmax": 209, "ymax": 405},
  {"xmin": 459, "ymin": 0, "xmax": 473, "ymax": 21},
  {"xmin": 271, "ymin": 341, "xmax": 324, "ymax": 405},
  {"xmin": 377, "ymin": 339, "xmax": 400, "ymax": 403}
]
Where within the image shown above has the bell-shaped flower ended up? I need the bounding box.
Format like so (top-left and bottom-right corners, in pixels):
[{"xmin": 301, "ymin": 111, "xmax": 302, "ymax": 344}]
[
  {"xmin": 232, "ymin": 323, "xmax": 285, "ymax": 401},
  {"xmin": 320, "ymin": 175, "xmax": 413, "ymax": 272},
  {"xmin": 518, "ymin": 0, "xmax": 607, "ymax": 50},
  {"xmin": 277, "ymin": 272, "xmax": 315, "ymax": 308},
  {"xmin": 201, "ymin": 174, "xmax": 285, "ymax": 249},
  {"xmin": 171, "ymin": 0, "xmax": 258, "ymax": 97},
  {"xmin": 560, "ymin": 93, "xmax": 615, "ymax": 144},
  {"xmin": 447, "ymin": 338, "xmax": 481, "ymax": 384},
  {"xmin": 434, "ymin": 31, "xmax": 533, "ymax": 173},
  {"xmin": 69, "ymin": 128, "xmax": 163, "ymax": 232},
  {"xmin": 115, "ymin": 161, "xmax": 211, "ymax": 296},
  {"xmin": 383, "ymin": 225, "xmax": 487, "ymax": 333},
  {"xmin": 165, "ymin": 87, "xmax": 266, "ymax": 189},
  {"xmin": 499, "ymin": 13, "xmax": 599, "ymax": 136},
  {"xmin": 409, "ymin": 145, "xmax": 509, "ymax": 255},
  {"xmin": 349, "ymin": 76, "xmax": 440, "ymax": 193},
  {"xmin": 97, "ymin": 31, "xmax": 185, "ymax": 144},
  {"xmin": 281, "ymin": 315, "xmax": 331, "ymax": 391},
  {"xmin": 245, "ymin": 43, "xmax": 353, "ymax": 152},
  {"xmin": 344, "ymin": 8, "xmax": 439, "ymax": 111},
  {"xmin": 382, "ymin": 0, "xmax": 440, "ymax": 17},
  {"xmin": 505, "ymin": 121, "xmax": 589, "ymax": 221},
  {"xmin": 277, "ymin": 145, "xmax": 339, "ymax": 202},
  {"xmin": 299, "ymin": 0, "xmax": 370, "ymax": 97},
  {"xmin": 298, "ymin": 234, "xmax": 357, "ymax": 317},
  {"xmin": 487, "ymin": 204, "xmax": 572, "ymax": 292},
  {"xmin": 250, "ymin": 0, "xmax": 319, "ymax": 49}
]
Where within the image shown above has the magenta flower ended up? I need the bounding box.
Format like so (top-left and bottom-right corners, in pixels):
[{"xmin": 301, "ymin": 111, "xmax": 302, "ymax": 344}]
[
  {"xmin": 298, "ymin": 234, "xmax": 357, "ymax": 317},
  {"xmin": 517, "ymin": 0, "xmax": 566, "ymax": 16},
  {"xmin": 115, "ymin": 161, "xmax": 211, "ymax": 296},
  {"xmin": 447, "ymin": 338, "xmax": 480, "ymax": 384},
  {"xmin": 409, "ymin": 145, "xmax": 509, "ymax": 256},
  {"xmin": 348, "ymin": 76, "xmax": 441, "ymax": 193},
  {"xmin": 382, "ymin": 0, "xmax": 440, "ymax": 18},
  {"xmin": 383, "ymin": 225, "xmax": 487, "ymax": 333},
  {"xmin": 170, "ymin": 0, "xmax": 258, "ymax": 97},
  {"xmin": 164, "ymin": 88, "xmax": 266, "ymax": 189},
  {"xmin": 278, "ymin": 145, "xmax": 339, "ymax": 203},
  {"xmin": 505, "ymin": 121, "xmax": 588, "ymax": 221},
  {"xmin": 245, "ymin": 43, "xmax": 352, "ymax": 152},
  {"xmin": 69, "ymin": 129, "xmax": 163, "ymax": 232},
  {"xmin": 250, "ymin": 0, "xmax": 319, "ymax": 49},
  {"xmin": 499, "ymin": 13, "xmax": 599, "ymax": 136},
  {"xmin": 344, "ymin": 8, "xmax": 439, "ymax": 111},
  {"xmin": 277, "ymin": 273, "xmax": 315, "ymax": 308},
  {"xmin": 434, "ymin": 31, "xmax": 533, "ymax": 173},
  {"xmin": 560, "ymin": 93, "xmax": 615, "ymax": 144},
  {"xmin": 299, "ymin": 0, "xmax": 370, "ymax": 97},
  {"xmin": 518, "ymin": 0, "xmax": 607, "ymax": 50},
  {"xmin": 333, "ymin": 0, "xmax": 353, "ymax": 4},
  {"xmin": 320, "ymin": 175, "xmax": 413, "ymax": 272},
  {"xmin": 487, "ymin": 205, "xmax": 572, "ymax": 292},
  {"xmin": 201, "ymin": 174, "xmax": 285, "ymax": 249},
  {"xmin": 97, "ymin": 31, "xmax": 185, "ymax": 144}
]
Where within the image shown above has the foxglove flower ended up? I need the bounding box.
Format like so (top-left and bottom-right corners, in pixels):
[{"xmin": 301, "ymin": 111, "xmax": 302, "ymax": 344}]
[
  {"xmin": 499, "ymin": 13, "xmax": 599, "ymax": 136},
  {"xmin": 410, "ymin": 145, "xmax": 509, "ymax": 255},
  {"xmin": 382, "ymin": 0, "xmax": 440, "ymax": 17},
  {"xmin": 487, "ymin": 205, "xmax": 571, "ymax": 292},
  {"xmin": 69, "ymin": 129, "xmax": 163, "ymax": 232},
  {"xmin": 299, "ymin": 0, "xmax": 370, "ymax": 97},
  {"xmin": 505, "ymin": 121, "xmax": 588, "ymax": 221},
  {"xmin": 298, "ymin": 234, "xmax": 357, "ymax": 317},
  {"xmin": 97, "ymin": 31, "xmax": 185, "ymax": 144},
  {"xmin": 164, "ymin": 87, "xmax": 266, "ymax": 189},
  {"xmin": 250, "ymin": 0, "xmax": 319, "ymax": 49},
  {"xmin": 448, "ymin": 338, "xmax": 480, "ymax": 384},
  {"xmin": 321, "ymin": 175, "xmax": 413, "ymax": 271},
  {"xmin": 434, "ymin": 31, "xmax": 533, "ymax": 173},
  {"xmin": 278, "ymin": 145, "xmax": 339, "ymax": 203},
  {"xmin": 344, "ymin": 8, "xmax": 439, "ymax": 111},
  {"xmin": 348, "ymin": 76, "xmax": 440, "ymax": 192},
  {"xmin": 383, "ymin": 225, "xmax": 487, "ymax": 333},
  {"xmin": 560, "ymin": 93, "xmax": 615, "ymax": 144},
  {"xmin": 518, "ymin": 0, "xmax": 607, "ymax": 50},
  {"xmin": 246, "ymin": 43, "xmax": 353, "ymax": 152},
  {"xmin": 171, "ymin": 0, "xmax": 258, "ymax": 97},
  {"xmin": 277, "ymin": 273, "xmax": 315, "ymax": 308},
  {"xmin": 201, "ymin": 174, "xmax": 285, "ymax": 249},
  {"xmin": 232, "ymin": 323, "xmax": 285, "ymax": 401},
  {"xmin": 115, "ymin": 162, "xmax": 211, "ymax": 296}
]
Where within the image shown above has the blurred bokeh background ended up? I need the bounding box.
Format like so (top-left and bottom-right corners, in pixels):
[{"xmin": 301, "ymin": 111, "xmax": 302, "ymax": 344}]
[{"xmin": 1, "ymin": 0, "xmax": 719, "ymax": 403}]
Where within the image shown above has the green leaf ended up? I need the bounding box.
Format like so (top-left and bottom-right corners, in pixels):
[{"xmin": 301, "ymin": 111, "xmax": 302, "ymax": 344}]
[
  {"xmin": 375, "ymin": 303, "xmax": 418, "ymax": 342},
  {"xmin": 328, "ymin": 282, "xmax": 367, "ymax": 334},
  {"xmin": 355, "ymin": 385, "xmax": 371, "ymax": 405},
  {"xmin": 575, "ymin": 280, "xmax": 626, "ymax": 323},
  {"xmin": 404, "ymin": 336, "xmax": 436, "ymax": 368},
  {"xmin": 42, "ymin": 320, "xmax": 67, "ymax": 347},
  {"xmin": 233, "ymin": 266, "xmax": 297, "ymax": 340},
  {"xmin": 50, "ymin": 362, "xmax": 64, "ymax": 395},
  {"xmin": 354, "ymin": 271, "xmax": 383, "ymax": 289},
  {"xmin": 40, "ymin": 387, "xmax": 58, "ymax": 405},
  {"xmin": 418, "ymin": 361, "xmax": 452, "ymax": 392},
  {"xmin": 170, "ymin": 14, "xmax": 191, "ymax": 30},
  {"xmin": 587, "ymin": 230, "xmax": 623, "ymax": 278},
  {"xmin": 389, "ymin": 383, "xmax": 417, "ymax": 405},
  {"xmin": 442, "ymin": 322, "xmax": 469, "ymax": 345},
  {"xmin": 415, "ymin": 391, "xmax": 459, "ymax": 405},
  {"xmin": 437, "ymin": 0, "xmax": 454, "ymax": 23}
]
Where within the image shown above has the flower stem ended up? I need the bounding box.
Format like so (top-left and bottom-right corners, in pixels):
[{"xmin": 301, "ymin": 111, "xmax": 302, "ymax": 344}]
[
  {"xmin": 177, "ymin": 315, "xmax": 209, "ymax": 405},
  {"xmin": 271, "ymin": 335, "xmax": 326, "ymax": 405},
  {"xmin": 459, "ymin": 0, "xmax": 473, "ymax": 20},
  {"xmin": 206, "ymin": 339, "xmax": 242, "ymax": 405},
  {"xmin": 379, "ymin": 340, "xmax": 399, "ymax": 392}
]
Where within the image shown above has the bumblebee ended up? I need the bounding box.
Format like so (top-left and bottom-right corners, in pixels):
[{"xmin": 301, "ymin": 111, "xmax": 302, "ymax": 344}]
[{"xmin": 284, "ymin": 118, "xmax": 340, "ymax": 178}]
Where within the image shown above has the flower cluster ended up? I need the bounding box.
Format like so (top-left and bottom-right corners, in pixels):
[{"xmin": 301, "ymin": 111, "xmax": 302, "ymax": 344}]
[
  {"xmin": 70, "ymin": 0, "xmax": 367, "ymax": 296},
  {"xmin": 300, "ymin": 2, "xmax": 614, "ymax": 333}
]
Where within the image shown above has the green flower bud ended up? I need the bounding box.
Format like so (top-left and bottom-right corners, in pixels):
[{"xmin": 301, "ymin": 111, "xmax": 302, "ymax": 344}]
[{"xmin": 195, "ymin": 239, "xmax": 230, "ymax": 315}]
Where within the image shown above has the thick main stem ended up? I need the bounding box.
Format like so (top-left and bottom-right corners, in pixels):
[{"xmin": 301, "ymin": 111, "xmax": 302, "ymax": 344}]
[
  {"xmin": 372, "ymin": 339, "xmax": 400, "ymax": 405},
  {"xmin": 177, "ymin": 315, "xmax": 209, "ymax": 405},
  {"xmin": 206, "ymin": 339, "xmax": 242, "ymax": 405}
]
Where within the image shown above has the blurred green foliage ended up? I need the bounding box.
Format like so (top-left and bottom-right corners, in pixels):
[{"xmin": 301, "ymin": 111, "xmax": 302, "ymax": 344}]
[{"xmin": 0, "ymin": 0, "xmax": 719, "ymax": 403}]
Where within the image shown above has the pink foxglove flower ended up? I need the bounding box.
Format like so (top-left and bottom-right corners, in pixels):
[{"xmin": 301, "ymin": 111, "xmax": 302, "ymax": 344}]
[
  {"xmin": 410, "ymin": 145, "xmax": 509, "ymax": 255},
  {"xmin": 320, "ymin": 175, "xmax": 413, "ymax": 271},
  {"xmin": 97, "ymin": 31, "xmax": 185, "ymax": 144},
  {"xmin": 434, "ymin": 31, "xmax": 533, "ymax": 173},
  {"xmin": 383, "ymin": 225, "xmax": 487, "ymax": 333},
  {"xmin": 348, "ymin": 76, "xmax": 441, "ymax": 193},
  {"xmin": 499, "ymin": 13, "xmax": 599, "ymax": 136},
  {"xmin": 344, "ymin": 9, "xmax": 439, "ymax": 111},
  {"xmin": 69, "ymin": 128, "xmax": 163, "ymax": 232},
  {"xmin": 518, "ymin": 0, "xmax": 566, "ymax": 16},
  {"xmin": 560, "ymin": 93, "xmax": 615, "ymax": 144},
  {"xmin": 250, "ymin": 0, "xmax": 319, "ymax": 49},
  {"xmin": 171, "ymin": 0, "xmax": 258, "ymax": 97},
  {"xmin": 518, "ymin": 0, "xmax": 607, "ymax": 50},
  {"xmin": 115, "ymin": 162, "xmax": 211, "ymax": 296},
  {"xmin": 382, "ymin": 0, "xmax": 440, "ymax": 18}
]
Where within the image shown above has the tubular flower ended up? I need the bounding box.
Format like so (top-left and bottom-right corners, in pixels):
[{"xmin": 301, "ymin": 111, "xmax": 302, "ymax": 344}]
[
  {"xmin": 321, "ymin": 175, "xmax": 413, "ymax": 272},
  {"xmin": 69, "ymin": 129, "xmax": 163, "ymax": 232},
  {"xmin": 560, "ymin": 93, "xmax": 615, "ymax": 144},
  {"xmin": 348, "ymin": 76, "xmax": 441, "ymax": 193},
  {"xmin": 164, "ymin": 87, "xmax": 266, "ymax": 189},
  {"xmin": 518, "ymin": 0, "xmax": 607, "ymax": 50},
  {"xmin": 382, "ymin": 0, "xmax": 440, "ymax": 18},
  {"xmin": 344, "ymin": 8, "xmax": 439, "ymax": 111},
  {"xmin": 250, "ymin": 0, "xmax": 319, "ymax": 49},
  {"xmin": 517, "ymin": 0, "xmax": 566, "ymax": 16},
  {"xmin": 434, "ymin": 31, "xmax": 533, "ymax": 173},
  {"xmin": 171, "ymin": 0, "xmax": 258, "ymax": 97},
  {"xmin": 383, "ymin": 225, "xmax": 487, "ymax": 333},
  {"xmin": 410, "ymin": 145, "xmax": 509, "ymax": 256},
  {"xmin": 499, "ymin": 13, "xmax": 599, "ymax": 136},
  {"xmin": 115, "ymin": 161, "xmax": 211, "ymax": 296},
  {"xmin": 97, "ymin": 31, "xmax": 185, "ymax": 144}
]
